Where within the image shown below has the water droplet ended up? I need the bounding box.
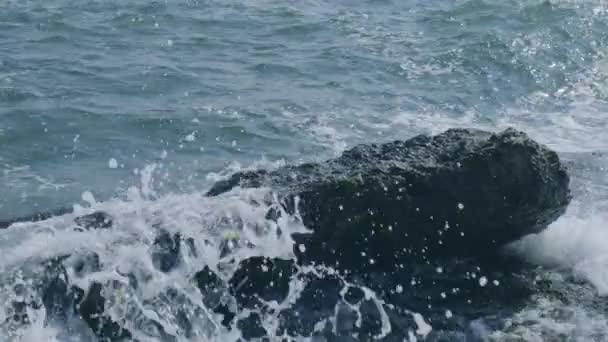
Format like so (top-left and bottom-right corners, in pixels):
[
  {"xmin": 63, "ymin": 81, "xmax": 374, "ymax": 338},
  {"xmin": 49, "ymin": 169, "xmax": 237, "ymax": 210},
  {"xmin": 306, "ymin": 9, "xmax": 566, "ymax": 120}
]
[
  {"xmin": 108, "ymin": 158, "xmax": 118, "ymax": 169},
  {"xmin": 185, "ymin": 132, "xmax": 196, "ymax": 142},
  {"xmin": 479, "ymin": 276, "xmax": 488, "ymax": 287},
  {"xmin": 396, "ymin": 285, "xmax": 403, "ymax": 293},
  {"xmin": 457, "ymin": 203, "xmax": 464, "ymax": 210},
  {"xmin": 81, "ymin": 191, "xmax": 95, "ymax": 205}
]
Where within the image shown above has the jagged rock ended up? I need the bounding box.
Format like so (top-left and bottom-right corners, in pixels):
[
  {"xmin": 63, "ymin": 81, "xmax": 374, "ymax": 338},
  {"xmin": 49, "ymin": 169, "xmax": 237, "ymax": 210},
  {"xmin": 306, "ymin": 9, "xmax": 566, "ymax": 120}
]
[
  {"xmin": 229, "ymin": 256, "xmax": 297, "ymax": 307},
  {"xmin": 152, "ymin": 230, "xmax": 182, "ymax": 273},
  {"xmin": 0, "ymin": 128, "xmax": 574, "ymax": 341},
  {"xmin": 207, "ymin": 128, "xmax": 571, "ymax": 269},
  {"xmin": 237, "ymin": 312, "xmax": 268, "ymax": 340},
  {"xmin": 75, "ymin": 282, "xmax": 132, "ymax": 341},
  {"xmin": 193, "ymin": 266, "xmax": 236, "ymax": 326},
  {"xmin": 213, "ymin": 255, "xmax": 538, "ymax": 340},
  {"xmin": 74, "ymin": 211, "xmax": 113, "ymax": 230}
]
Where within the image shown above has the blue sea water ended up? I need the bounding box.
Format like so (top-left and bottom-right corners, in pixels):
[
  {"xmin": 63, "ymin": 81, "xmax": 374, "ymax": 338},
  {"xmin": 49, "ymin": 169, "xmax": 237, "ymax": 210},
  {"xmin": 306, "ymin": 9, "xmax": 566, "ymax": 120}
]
[{"xmin": 1, "ymin": 0, "xmax": 608, "ymax": 340}]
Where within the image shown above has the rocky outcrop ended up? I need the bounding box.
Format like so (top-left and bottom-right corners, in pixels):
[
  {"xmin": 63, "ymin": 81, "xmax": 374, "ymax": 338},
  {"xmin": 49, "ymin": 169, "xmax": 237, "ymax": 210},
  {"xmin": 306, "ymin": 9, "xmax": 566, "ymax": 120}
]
[
  {"xmin": 207, "ymin": 128, "xmax": 571, "ymax": 269},
  {"xmin": 2, "ymin": 128, "xmax": 572, "ymax": 341}
]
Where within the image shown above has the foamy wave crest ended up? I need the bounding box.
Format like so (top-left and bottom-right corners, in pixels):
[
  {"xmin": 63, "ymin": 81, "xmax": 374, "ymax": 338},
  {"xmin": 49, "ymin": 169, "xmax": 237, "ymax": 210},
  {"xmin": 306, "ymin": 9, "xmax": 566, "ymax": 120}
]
[
  {"xmin": 511, "ymin": 197, "xmax": 608, "ymax": 295},
  {"xmin": 0, "ymin": 162, "xmax": 440, "ymax": 341},
  {"xmin": 0, "ymin": 163, "xmax": 311, "ymax": 340}
]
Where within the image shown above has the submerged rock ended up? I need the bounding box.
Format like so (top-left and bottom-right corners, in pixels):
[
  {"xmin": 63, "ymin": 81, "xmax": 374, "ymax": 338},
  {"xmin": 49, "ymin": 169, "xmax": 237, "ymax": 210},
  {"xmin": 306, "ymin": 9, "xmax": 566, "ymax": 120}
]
[
  {"xmin": 74, "ymin": 211, "xmax": 113, "ymax": 230},
  {"xmin": 208, "ymin": 128, "xmax": 571, "ymax": 269},
  {"xmin": 209, "ymin": 255, "xmax": 537, "ymax": 340},
  {"xmin": 152, "ymin": 230, "xmax": 182, "ymax": 273}
]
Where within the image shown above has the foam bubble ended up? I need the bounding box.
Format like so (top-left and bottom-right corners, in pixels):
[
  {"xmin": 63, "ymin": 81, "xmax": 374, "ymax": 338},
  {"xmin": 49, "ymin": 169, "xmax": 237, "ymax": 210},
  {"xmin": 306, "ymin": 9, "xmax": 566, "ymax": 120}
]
[
  {"xmin": 511, "ymin": 199, "xmax": 608, "ymax": 295},
  {"xmin": 413, "ymin": 313, "xmax": 432, "ymax": 337}
]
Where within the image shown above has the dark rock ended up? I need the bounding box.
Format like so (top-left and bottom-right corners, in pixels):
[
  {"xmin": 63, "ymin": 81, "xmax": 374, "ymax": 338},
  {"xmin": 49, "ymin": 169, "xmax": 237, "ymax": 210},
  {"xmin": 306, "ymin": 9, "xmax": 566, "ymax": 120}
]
[
  {"xmin": 152, "ymin": 230, "xmax": 182, "ymax": 272},
  {"xmin": 72, "ymin": 252, "xmax": 101, "ymax": 276},
  {"xmin": 0, "ymin": 208, "xmax": 73, "ymax": 229},
  {"xmin": 3, "ymin": 209, "xmax": 111, "ymax": 231},
  {"xmin": 236, "ymin": 312, "xmax": 267, "ymax": 340},
  {"xmin": 229, "ymin": 256, "xmax": 297, "ymax": 308},
  {"xmin": 212, "ymin": 255, "xmax": 539, "ymax": 340},
  {"xmin": 194, "ymin": 266, "xmax": 226, "ymax": 303},
  {"xmin": 358, "ymin": 299, "xmax": 384, "ymax": 338},
  {"xmin": 41, "ymin": 267, "xmax": 72, "ymax": 321},
  {"xmin": 34, "ymin": 259, "xmax": 133, "ymax": 341},
  {"xmin": 194, "ymin": 265, "xmax": 236, "ymax": 326},
  {"xmin": 278, "ymin": 273, "xmax": 344, "ymax": 336},
  {"xmin": 74, "ymin": 211, "xmax": 113, "ymax": 230},
  {"xmin": 343, "ymin": 285, "xmax": 365, "ymax": 305},
  {"xmin": 335, "ymin": 303, "xmax": 359, "ymax": 335},
  {"xmin": 207, "ymin": 128, "xmax": 571, "ymax": 270},
  {"xmin": 76, "ymin": 282, "xmax": 132, "ymax": 341}
]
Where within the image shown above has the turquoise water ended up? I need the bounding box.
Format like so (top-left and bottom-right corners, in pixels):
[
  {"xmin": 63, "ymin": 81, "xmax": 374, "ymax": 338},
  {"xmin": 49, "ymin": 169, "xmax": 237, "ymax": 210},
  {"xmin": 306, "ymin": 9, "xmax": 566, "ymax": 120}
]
[
  {"xmin": 2, "ymin": 0, "xmax": 608, "ymax": 340},
  {"xmin": 2, "ymin": 0, "xmax": 607, "ymax": 217}
]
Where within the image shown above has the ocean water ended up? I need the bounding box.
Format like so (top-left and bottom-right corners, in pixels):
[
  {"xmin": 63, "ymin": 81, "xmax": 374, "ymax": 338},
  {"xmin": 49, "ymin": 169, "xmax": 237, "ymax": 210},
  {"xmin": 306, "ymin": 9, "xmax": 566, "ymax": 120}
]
[{"xmin": 1, "ymin": 0, "xmax": 608, "ymax": 341}]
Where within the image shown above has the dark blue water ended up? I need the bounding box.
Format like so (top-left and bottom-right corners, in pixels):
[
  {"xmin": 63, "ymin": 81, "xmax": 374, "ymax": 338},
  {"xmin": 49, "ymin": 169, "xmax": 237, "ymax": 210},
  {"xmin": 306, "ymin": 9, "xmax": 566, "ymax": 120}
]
[{"xmin": 1, "ymin": 0, "xmax": 608, "ymax": 341}]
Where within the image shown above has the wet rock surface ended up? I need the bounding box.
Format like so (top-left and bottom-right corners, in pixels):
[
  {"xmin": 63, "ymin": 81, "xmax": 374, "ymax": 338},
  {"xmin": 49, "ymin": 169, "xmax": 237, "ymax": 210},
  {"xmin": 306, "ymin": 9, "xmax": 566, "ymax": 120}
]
[
  {"xmin": 74, "ymin": 211, "xmax": 114, "ymax": 230},
  {"xmin": 203, "ymin": 255, "xmax": 539, "ymax": 340},
  {"xmin": 0, "ymin": 128, "xmax": 574, "ymax": 341},
  {"xmin": 207, "ymin": 128, "xmax": 571, "ymax": 269}
]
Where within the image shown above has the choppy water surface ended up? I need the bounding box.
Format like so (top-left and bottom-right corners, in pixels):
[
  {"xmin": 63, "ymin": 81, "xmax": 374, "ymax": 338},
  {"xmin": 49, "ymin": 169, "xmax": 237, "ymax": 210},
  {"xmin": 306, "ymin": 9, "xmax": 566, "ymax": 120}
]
[{"xmin": 1, "ymin": 0, "xmax": 608, "ymax": 341}]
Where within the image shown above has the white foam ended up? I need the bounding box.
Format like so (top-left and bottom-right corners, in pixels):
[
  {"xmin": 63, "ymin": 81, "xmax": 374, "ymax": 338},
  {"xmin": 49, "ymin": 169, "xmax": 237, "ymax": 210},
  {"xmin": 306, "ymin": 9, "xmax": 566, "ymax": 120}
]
[
  {"xmin": 108, "ymin": 158, "xmax": 118, "ymax": 169},
  {"xmin": 489, "ymin": 296, "xmax": 608, "ymax": 341},
  {"xmin": 0, "ymin": 163, "xmax": 314, "ymax": 340},
  {"xmin": 510, "ymin": 199, "xmax": 608, "ymax": 294},
  {"xmin": 413, "ymin": 312, "xmax": 432, "ymax": 337}
]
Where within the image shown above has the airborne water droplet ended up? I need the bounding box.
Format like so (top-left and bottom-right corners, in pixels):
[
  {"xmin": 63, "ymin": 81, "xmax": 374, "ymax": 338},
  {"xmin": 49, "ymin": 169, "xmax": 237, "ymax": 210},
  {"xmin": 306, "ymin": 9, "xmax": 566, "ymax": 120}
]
[
  {"xmin": 185, "ymin": 132, "xmax": 196, "ymax": 142},
  {"xmin": 81, "ymin": 191, "xmax": 95, "ymax": 205}
]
